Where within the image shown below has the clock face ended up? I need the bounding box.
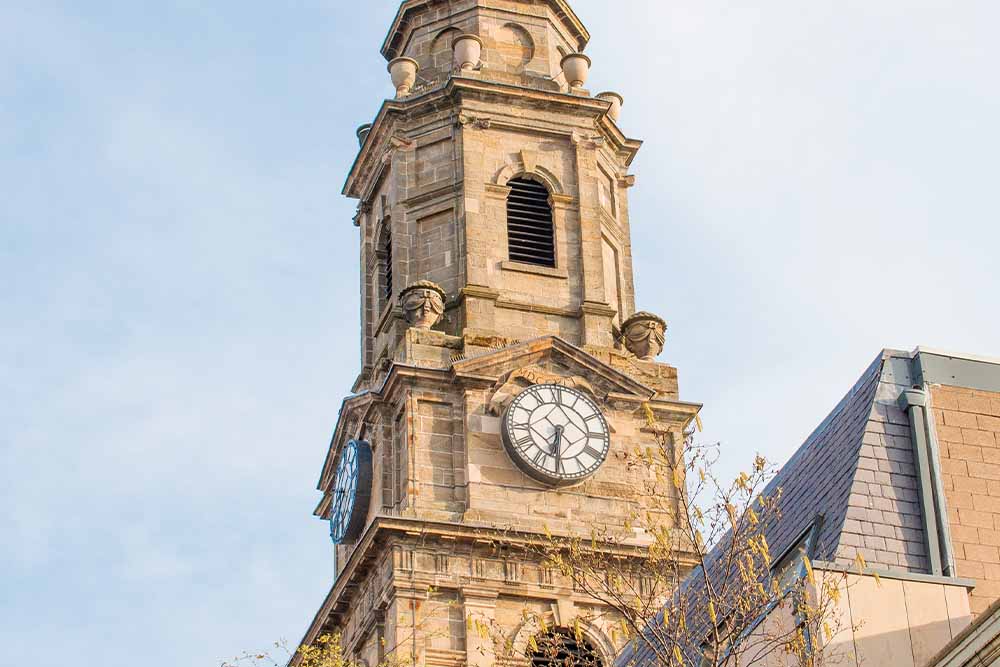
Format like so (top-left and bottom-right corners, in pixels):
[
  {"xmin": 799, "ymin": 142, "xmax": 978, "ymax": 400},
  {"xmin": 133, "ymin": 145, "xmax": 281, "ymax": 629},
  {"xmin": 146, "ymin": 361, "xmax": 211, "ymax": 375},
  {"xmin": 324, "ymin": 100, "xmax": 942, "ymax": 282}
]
[
  {"xmin": 501, "ymin": 384, "xmax": 611, "ymax": 486},
  {"xmin": 329, "ymin": 440, "xmax": 373, "ymax": 545}
]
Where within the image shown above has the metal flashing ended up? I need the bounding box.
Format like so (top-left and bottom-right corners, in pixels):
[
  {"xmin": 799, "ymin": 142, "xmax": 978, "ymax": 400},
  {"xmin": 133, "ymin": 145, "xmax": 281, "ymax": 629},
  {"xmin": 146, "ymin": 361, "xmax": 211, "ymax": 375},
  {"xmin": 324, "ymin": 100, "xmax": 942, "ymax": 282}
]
[
  {"xmin": 915, "ymin": 347, "xmax": 1000, "ymax": 366},
  {"xmin": 914, "ymin": 349, "xmax": 1000, "ymax": 393},
  {"xmin": 810, "ymin": 560, "xmax": 976, "ymax": 589}
]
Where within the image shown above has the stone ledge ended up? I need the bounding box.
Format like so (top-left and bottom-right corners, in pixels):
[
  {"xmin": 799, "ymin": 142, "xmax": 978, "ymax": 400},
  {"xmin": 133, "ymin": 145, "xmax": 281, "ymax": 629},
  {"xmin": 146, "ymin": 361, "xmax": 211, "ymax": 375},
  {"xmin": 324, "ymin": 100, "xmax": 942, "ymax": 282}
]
[{"xmin": 499, "ymin": 260, "xmax": 569, "ymax": 279}]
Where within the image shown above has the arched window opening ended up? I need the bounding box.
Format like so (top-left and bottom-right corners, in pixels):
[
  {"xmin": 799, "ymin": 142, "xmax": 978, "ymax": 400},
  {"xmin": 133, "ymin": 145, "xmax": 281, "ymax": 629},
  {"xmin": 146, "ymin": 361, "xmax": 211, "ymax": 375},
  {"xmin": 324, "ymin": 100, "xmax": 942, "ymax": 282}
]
[
  {"xmin": 507, "ymin": 177, "xmax": 555, "ymax": 267},
  {"xmin": 528, "ymin": 630, "xmax": 604, "ymax": 667}
]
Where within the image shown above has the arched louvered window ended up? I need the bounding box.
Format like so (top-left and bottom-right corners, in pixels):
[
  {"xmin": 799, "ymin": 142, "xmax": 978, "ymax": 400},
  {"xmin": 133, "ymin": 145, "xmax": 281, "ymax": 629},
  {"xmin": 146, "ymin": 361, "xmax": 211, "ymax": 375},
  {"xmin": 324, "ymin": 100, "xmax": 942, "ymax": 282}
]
[
  {"xmin": 507, "ymin": 177, "xmax": 555, "ymax": 268},
  {"xmin": 382, "ymin": 228, "xmax": 393, "ymax": 302},
  {"xmin": 376, "ymin": 223, "xmax": 393, "ymax": 312},
  {"xmin": 528, "ymin": 630, "xmax": 603, "ymax": 667}
]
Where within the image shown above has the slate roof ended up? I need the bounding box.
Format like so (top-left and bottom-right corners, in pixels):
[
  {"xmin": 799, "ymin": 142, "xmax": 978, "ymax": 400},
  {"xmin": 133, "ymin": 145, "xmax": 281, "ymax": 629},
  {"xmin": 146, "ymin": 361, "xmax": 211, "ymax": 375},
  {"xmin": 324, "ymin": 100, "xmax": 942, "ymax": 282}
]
[{"xmin": 617, "ymin": 350, "xmax": 930, "ymax": 666}]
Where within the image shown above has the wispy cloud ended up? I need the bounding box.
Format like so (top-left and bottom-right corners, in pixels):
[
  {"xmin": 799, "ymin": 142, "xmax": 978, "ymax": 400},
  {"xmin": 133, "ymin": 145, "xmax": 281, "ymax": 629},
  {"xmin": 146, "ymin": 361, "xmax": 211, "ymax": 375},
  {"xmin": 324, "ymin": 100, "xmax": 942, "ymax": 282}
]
[{"xmin": 2, "ymin": 0, "xmax": 998, "ymax": 664}]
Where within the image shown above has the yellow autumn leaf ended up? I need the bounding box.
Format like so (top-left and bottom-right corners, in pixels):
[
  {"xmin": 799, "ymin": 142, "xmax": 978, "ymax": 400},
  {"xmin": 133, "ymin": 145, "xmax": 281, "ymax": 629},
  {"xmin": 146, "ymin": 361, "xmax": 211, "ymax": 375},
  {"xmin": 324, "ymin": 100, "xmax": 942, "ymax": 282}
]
[
  {"xmin": 642, "ymin": 402, "xmax": 656, "ymax": 426},
  {"xmin": 803, "ymin": 555, "xmax": 815, "ymax": 585}
]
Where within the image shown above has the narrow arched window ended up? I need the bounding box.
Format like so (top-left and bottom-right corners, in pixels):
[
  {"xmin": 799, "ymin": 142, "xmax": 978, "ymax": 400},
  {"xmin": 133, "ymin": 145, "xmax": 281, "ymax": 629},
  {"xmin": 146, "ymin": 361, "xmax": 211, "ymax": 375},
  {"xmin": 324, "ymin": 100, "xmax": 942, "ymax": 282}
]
[
  {"xmin": 507, "ymin": 177, "xmax": 555, "ymax": 267},
  {"xmin": 376, "ymin": 223, "xmax": 393, "ymax": 313},
  {"xmin": 528, "ymin": 630, "xmax": 603, "ymax": 667},
  {"xmin": 383, "ymin": 227, "xmax": 393, "ymax": 303}
]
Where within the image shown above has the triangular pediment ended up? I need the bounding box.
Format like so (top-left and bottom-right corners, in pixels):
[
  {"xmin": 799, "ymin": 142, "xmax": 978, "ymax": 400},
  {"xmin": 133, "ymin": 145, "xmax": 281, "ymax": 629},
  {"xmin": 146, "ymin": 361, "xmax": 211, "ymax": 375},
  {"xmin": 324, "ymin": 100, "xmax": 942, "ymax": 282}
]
[
  {"xmin": 451, "ymin": 335, "xmax": 656, "ymax": 401},
  {"xmin": 313, "ymin": 393, "xmax": 376, "ymax": 511}
]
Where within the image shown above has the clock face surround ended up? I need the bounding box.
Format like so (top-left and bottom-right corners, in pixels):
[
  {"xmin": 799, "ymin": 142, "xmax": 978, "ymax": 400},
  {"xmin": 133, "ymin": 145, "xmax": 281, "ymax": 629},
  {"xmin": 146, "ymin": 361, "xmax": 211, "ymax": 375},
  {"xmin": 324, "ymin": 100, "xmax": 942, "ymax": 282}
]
[
  {"xmin": 329, "ymin": 439, "xmax": 373, "ymax": 545},
  {"xmin": 501, "ymin": 384, "xmax": 611, "ymax": 486}
]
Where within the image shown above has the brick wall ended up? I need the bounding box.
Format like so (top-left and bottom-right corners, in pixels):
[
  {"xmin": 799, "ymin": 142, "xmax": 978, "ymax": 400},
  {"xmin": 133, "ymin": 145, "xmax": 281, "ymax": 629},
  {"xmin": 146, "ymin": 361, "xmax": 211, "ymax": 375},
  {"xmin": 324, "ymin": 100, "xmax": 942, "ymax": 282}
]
[{"xmin": 932, "ymin": 384, "xmax": 1000, "ymax": 614}]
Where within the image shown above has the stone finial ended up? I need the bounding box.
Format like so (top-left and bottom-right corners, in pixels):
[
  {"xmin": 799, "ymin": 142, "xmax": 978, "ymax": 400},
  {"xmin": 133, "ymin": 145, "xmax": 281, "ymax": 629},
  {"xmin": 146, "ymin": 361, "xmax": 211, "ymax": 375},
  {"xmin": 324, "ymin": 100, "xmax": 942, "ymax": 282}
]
[
  {"xmin": 621, "ymin": 312, "xmax": 667, "ymax": 361},
  {"xmin": 453, "ymin": 34, "xmax": 483, "ymax": 71},
  {"xmin": 356, "ymin": 123, "xmax": 372, "ymax": 148},
  {"xmin": 388, "ymin": 57, "xmax": 419, "ymax": 97},
  {"xmin": 560, "ymin": 52, "xmax": 592, "ymax": 88},
  {"xmin": 596, "ymin": 92, "xmax": 624, "ymax": 122},
  {"xmin": 400, "ymin": 281, "xmax": 446, "ymax": 330}
]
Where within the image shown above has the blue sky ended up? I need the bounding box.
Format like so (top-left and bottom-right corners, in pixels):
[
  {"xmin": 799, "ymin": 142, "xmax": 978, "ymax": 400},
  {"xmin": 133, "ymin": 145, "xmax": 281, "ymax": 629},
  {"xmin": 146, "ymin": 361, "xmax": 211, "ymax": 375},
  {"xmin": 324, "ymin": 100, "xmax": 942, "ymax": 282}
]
[{"xmin": 2, "ymin": 1, "xmax": 998, "ymax": 664}]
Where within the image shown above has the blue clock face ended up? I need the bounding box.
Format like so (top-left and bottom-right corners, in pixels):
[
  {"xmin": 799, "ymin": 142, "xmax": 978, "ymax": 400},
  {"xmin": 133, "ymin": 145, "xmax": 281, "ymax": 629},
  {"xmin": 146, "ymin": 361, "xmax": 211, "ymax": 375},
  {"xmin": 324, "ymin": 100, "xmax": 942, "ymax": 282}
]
[{"xmin": 329, "ymin": 440, "xmax": 373, "ymax": 545}]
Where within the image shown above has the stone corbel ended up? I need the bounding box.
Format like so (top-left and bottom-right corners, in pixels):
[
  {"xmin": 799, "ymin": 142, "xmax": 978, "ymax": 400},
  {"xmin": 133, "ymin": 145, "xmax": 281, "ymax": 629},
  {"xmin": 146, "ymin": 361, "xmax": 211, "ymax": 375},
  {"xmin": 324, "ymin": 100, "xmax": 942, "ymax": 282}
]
[
  {"xmin": 353, "ymin": 201, "xmax": 373, "ymax": 227},
  {"xmin": 571, "ymin": 131, "xmax": 605, "ymax": 149},
  {"xmin": 388, "ymin": 134, "xmax": 415, "ymax": 150},
  {"xmin": 457, "ymin": 113, "xmax": 492, "ymax": 130},
  {"xmin": 618, "ymin": 174, "xmax": 637, "ymax": 188}
]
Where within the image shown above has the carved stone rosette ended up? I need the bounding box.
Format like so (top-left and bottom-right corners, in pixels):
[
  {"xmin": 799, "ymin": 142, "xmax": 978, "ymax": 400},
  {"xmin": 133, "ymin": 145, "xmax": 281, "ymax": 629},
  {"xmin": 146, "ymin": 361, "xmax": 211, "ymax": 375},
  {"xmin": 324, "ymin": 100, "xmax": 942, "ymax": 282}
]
[
  {"xmin": 400, "ymin": 281, "xmax": 446, "ymax": 330},
  {"xmin": 621, "ymin": 311, "xmax": 667, "ymax": 361}
]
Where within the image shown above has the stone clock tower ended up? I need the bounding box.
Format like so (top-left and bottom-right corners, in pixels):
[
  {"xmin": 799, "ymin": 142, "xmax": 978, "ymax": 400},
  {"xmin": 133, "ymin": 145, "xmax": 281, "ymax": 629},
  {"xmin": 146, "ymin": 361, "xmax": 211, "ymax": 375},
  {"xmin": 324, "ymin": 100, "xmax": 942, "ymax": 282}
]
[{"xmin": 296, "ymin": 2, "xmax": 701, "ymax": 665}]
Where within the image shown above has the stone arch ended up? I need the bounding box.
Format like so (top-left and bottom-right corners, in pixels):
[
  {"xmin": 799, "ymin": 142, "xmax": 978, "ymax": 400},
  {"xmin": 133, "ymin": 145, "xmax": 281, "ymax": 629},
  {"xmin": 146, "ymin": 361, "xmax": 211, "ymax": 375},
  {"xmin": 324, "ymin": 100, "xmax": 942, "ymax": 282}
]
[
  {"xmin": 508, "ymin": 616, "xmax": 616, "ymax": 667},
  {"xmin": 430, "ymin": 26, "xmax": 462, "ymax": 69},
  {"xmin": 494, "ymin": 163, "xmax": 564, "ymax": 196}
]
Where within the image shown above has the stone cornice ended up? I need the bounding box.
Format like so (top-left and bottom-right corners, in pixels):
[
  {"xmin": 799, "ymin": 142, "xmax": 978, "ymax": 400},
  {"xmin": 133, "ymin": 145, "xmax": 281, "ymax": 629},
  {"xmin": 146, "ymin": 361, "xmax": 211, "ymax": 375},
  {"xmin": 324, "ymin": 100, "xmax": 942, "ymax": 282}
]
[{"xmin": 343, "ymin": 78, "xmax": 641, "ymax": 201}]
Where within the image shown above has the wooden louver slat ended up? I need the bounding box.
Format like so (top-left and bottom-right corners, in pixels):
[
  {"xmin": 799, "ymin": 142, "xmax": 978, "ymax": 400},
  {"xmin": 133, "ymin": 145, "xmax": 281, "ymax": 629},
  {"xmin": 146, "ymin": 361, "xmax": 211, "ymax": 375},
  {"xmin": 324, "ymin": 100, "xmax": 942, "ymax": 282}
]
[
  {"xmin": 506, "ymin": 177, "xmax": 555, "ymax": 268},
  {"xmin": 383, "ymin": 230, "xmax": 393, "ymax": 302}
]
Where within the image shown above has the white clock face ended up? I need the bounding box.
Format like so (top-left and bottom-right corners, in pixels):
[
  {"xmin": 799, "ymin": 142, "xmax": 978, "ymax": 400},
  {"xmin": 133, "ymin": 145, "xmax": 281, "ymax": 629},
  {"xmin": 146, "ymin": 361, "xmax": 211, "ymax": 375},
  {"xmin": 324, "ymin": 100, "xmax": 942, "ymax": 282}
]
[{"xmin": 501, "ymin": 384, "xmax": 611, "ymax": 486}]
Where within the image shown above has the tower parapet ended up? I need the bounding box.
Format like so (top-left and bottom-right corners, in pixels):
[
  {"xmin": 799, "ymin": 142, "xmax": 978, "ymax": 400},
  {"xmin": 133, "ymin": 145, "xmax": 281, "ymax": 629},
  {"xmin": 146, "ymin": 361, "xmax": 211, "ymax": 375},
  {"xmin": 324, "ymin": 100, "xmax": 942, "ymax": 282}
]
[{"xmin": 381, "ymin": 0, "xmax": 590, "ymax": 93}]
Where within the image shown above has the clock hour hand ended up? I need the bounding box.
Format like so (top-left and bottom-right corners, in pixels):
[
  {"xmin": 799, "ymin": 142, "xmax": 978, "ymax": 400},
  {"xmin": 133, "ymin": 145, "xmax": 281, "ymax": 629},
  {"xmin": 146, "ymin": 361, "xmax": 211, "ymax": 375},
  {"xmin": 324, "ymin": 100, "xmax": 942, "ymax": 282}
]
[{"xmin": 552, "ymin": 425, "xmax": 564, "ymax": 459}]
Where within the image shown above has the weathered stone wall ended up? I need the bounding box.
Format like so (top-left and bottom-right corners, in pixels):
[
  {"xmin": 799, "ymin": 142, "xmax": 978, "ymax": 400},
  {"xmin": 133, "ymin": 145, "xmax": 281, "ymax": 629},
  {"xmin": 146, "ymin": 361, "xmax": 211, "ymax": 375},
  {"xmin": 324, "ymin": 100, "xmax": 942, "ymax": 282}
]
[
  {"xmin": 932, "ymin": 384, "xmax": 1000, "ymax": 615},
  {"xmin": 349, "ymin": 351, "xmax": 682, "ymax": 535},
  {"xmin": 354, "ymin": 90, "xmax": 641, "ymax": 391},
  {"xmin": 372, "ymin": 535, "xmax": 629, "ymax": 667}
]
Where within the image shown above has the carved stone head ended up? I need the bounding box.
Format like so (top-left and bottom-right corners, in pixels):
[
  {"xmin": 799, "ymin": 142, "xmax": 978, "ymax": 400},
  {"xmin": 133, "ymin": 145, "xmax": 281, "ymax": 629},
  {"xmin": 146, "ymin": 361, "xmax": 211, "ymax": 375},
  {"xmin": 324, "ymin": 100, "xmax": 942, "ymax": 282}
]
[
  {"xmin": 621, "ymin": 312, "xmax": 667, "ymax": 361},
  {"xmin": 400, "ymin": 281, "xmax": 446, "ymax": 330}
]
